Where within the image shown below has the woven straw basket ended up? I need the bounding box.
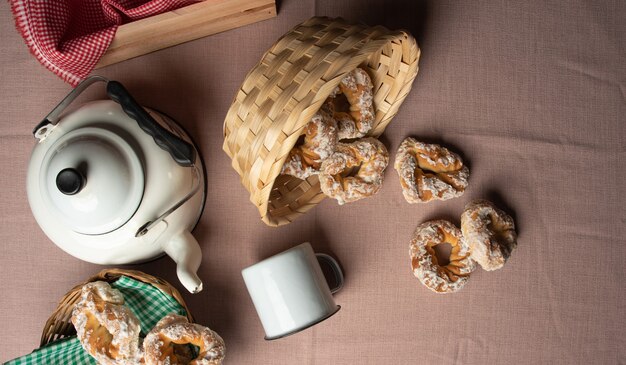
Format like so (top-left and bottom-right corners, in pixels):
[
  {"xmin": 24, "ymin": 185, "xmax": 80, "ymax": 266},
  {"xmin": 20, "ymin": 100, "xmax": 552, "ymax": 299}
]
[
  {"xmin": 223, "ymin": 16, "xmax": 420, "ymax": 226},
  {"xmin": 40, "ymin": 269, "xmax": 192, "ymax": 347}
]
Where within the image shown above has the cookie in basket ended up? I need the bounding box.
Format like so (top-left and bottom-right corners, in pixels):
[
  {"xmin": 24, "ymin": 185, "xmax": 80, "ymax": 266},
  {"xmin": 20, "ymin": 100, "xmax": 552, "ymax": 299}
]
[
  {"xmin": 144, "ymin": 313, "xmax": 226, "ymax": 365},
  {"xmin": 281, "ymin": 67, "xmax": 377, "ymax": 180},
  {"xmin": 223, "ymin": 16, "xmax": 420, "ymax": 226},
  {"xmin": 325, "ymin": 67, "xmax": 376, "ymax": 140},
  {"xmin": 71, "ymin": 281, "xmax": 142, "ymax": 365},
  {"xmin": 280, "ymin": 102, "xmax": 338, "ymax": 179},
  {"xmin": 319, "ymin": 137, "xmax": 389, "ymax": 205}
]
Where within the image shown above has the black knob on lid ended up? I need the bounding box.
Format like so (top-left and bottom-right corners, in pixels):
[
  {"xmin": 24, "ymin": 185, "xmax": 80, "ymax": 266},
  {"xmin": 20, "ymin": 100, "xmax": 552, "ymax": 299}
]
[{"xmin": 56, "ymin": 168, "xmax": 84, "ymax": 195}]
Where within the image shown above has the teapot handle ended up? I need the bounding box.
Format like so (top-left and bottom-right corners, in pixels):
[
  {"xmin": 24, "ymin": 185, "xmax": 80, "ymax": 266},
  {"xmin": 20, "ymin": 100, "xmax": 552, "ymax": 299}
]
[
  {"xmin": 106, "ymin": 81, "xmax": 196, "ymax": 167},
  {"xmin": 34, "ymin": 75, "xmax": 109, "ymax": 137},
  {"xmin": 35, "ymin": 76, "xmax": 196, "ymax": 167}
]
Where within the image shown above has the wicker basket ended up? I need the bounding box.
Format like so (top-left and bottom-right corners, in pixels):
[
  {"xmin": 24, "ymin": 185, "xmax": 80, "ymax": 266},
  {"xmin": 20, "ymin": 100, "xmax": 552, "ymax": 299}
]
[
  {"xmin": 223, "ymin": 16, "xmax": 420, "ymax": 226},
  {"xmin": 40, "ymin": 269, "xmax": 192, "ymax": 347}
]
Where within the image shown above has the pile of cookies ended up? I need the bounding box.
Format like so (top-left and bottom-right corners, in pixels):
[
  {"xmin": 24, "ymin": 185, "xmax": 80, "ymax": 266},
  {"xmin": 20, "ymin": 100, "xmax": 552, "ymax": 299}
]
[
  {"xmin": 309, "ymin": 121, "xmax": 516, "ymax": 294},
  {"xmin": 394, "ymin": 137, "xmax": 517, "ymax": 293},
  {"xmin": 280, "ymin": 67, "xmax": 390, "ymax": 205},
  {"xmin": 409, "ymin": 200, "xmax": 517, "ymax": 294},
  {"xmin": 71, "ymin": 281, "xmax": 226, "ymax": 365},
  {"xmin": 279, "ymin": 67, "xmax": 517, "ymax": 295},
  {"xmin": 279, "ymin": 76, "xmax": 474, "ymax": 207},
  {"xmin": 394, "ymin": 137, "xmax": 518, "ymax": 294}
]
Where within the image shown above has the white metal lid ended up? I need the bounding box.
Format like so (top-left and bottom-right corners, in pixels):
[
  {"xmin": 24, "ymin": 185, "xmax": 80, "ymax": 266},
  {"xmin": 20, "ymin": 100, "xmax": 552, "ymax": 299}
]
[{"xmin": 39, "ymin": 127, "xmax": 144, "ymax": 235}]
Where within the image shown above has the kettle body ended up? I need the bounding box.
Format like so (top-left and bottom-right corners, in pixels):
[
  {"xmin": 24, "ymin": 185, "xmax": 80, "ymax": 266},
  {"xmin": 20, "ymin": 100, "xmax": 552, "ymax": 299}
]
[{"xmin": 27, "ymin": 78, "xmax": 206, "ymax": 293}]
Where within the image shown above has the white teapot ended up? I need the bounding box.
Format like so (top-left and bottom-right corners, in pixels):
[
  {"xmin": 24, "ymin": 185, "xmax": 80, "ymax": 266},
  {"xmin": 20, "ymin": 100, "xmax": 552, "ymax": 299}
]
[{"xmin": 26, "ymin": 76, "xmax": 206, "ymax": 293}]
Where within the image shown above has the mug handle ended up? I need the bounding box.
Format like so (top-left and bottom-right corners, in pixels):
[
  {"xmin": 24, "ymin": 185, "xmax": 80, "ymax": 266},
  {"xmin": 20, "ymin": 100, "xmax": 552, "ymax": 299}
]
[{"xmin": 315, "ymin": 253, "xmax": 344, "ymax": 294}]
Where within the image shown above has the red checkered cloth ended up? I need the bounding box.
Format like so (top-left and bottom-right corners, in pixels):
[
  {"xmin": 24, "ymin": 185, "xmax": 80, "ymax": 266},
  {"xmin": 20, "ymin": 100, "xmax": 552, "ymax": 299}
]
[{"xmin": 10, "ymin": 0, "xmax": 198, "ymax": 86}]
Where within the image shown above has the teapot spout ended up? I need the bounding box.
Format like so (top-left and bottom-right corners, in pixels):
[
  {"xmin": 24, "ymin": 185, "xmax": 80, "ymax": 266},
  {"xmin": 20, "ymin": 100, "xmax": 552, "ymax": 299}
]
[{"xmin": 164, "ymin": 230, "xmax": 203, "ymax": 293}]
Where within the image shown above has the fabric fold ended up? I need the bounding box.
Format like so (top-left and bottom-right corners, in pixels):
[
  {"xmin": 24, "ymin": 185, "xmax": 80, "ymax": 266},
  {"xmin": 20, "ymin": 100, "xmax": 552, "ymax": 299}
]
[{"xmin": 9, "ymin": 0, "xmax": 197, "ymax": 86}]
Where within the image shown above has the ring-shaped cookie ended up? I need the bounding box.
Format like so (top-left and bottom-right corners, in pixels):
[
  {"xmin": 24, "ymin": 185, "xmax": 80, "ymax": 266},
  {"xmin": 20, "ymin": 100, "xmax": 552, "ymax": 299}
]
[
  {"xmin": 319, "ymin": 137, "xmax": 389, "ymax": 205},
  {"xmin": 144, "ymin": 313, "xmax": 226, "ymax": 365},
  {"xmin": 410, "ymin": 220, "xmax": 475, "ymax": 293},
  {"xmin": 327, "ymin": 68, "xmax": 375, "ymax": 140},
  {"xmin": 71, "ymin": 281, "xmax": 142, "ymax": 365},
  {"xmin": 281, "ymin": 104, "xmax": 337, "ymax": 179},
  {"xmin": 461, "ymin": 199, "xmax": 517, "ymax": 271},
  {"xmin": 394, "ymin": 137, "xmax": 469, "ymax": 203}
]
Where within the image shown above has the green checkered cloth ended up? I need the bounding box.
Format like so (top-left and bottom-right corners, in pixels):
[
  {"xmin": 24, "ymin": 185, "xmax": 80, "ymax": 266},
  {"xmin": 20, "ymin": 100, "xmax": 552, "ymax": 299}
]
[{"xmin": 5, "ymin": 276, "xmax": 187, "ymax": 365}]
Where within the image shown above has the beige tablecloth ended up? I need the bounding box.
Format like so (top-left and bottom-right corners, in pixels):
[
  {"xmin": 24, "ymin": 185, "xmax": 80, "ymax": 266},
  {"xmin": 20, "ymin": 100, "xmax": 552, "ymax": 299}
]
[{"xmin": 1, "ymin": 1, "xmax": 625, "ymax": 364}]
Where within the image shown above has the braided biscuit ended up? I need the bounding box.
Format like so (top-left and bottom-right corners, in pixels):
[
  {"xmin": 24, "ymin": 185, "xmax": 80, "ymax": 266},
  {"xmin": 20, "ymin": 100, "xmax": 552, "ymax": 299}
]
[
  {"xmin": 281, "ymin": 104, "xmax": 338, "ymax": 179},
  {"xmin": 410, "ymin": 220, "xmax": 476, "ymax": 294},
  {"xmin": 319, "ymin": 138, "xmax": 389, "ymax": 205},
  {"xmin": 334, "ymin": 112, "xmax": 360, "ymax": 140},
  {"xmin": 394, "ymin": 137, "xmax": 469, "ymax": 203},
  {"xmin": 461, "ymin": 199, "xmax": 517, "ymax": 271},
  {"xmin": 328, "ymin": 67, "xmax": 375, "ymax": 140},
  {"xmin": 71, "ymin": 281, "xmax": 142, "ymax": 365},
  {"xmin": 144, "ymin": 313, "xmax": 226, "ymax": 365}
]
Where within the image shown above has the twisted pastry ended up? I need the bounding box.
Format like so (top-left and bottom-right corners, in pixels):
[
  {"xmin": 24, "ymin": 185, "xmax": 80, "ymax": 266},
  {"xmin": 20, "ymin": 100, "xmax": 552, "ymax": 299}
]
[
  {"xmin": 144, "ymin": 313, "xmax": 226, "ymax": 365},
  {"xmin": 71, "ymin": 281, "xmax": 142, "ymax": 365},
  {"xmin": 319, "ymin": 138, "xmax": 389, "ymax": 205},
  {"xmin": 394, "ymin": 137, "xmax": 469, "ymax": 203},
  {"xmin": 461, "ymin": 199, "xmax": 517, "ymax": 271},
  {"xmin": 410, "ymin": 220, "xmax": 476, "ymax": 294},
  {"xmin": 281, "ymin": 103, "xmax": 337, "ymax": 179},
  {"xmin": 328, "ymin": 68, "xmax": 375, "ymax": 140}
]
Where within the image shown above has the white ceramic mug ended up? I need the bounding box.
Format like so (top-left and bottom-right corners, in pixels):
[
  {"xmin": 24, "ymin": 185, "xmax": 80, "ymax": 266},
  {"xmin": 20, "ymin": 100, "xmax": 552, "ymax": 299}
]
[{"xmin": 241, "ymin": 242, "xmax": 344, "ymax": 340}]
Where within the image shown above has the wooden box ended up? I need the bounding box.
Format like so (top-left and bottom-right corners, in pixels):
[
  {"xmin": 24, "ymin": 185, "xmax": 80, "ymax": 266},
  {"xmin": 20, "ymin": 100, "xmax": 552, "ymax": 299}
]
[{"xmin": 96, "ymin": 0, "xmax": 277, "ymax": 68}]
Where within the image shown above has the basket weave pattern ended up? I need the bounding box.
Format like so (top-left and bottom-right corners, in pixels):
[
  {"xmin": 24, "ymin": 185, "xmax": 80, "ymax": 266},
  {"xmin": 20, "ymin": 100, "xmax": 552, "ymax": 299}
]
[
  {"xmin": 223, "ymin": 16, "xmax": 420, "ymax": 226},
  {"xmin": 40, "ymin": 269, "xmax": 192, "ymax": 347}
]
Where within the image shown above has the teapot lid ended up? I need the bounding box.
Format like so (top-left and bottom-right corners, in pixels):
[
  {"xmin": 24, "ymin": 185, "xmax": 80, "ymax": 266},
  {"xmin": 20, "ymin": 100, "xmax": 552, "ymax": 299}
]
[{"xmin": 39, "ymin": 127, "xmax": 144, "ymax": 235}]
